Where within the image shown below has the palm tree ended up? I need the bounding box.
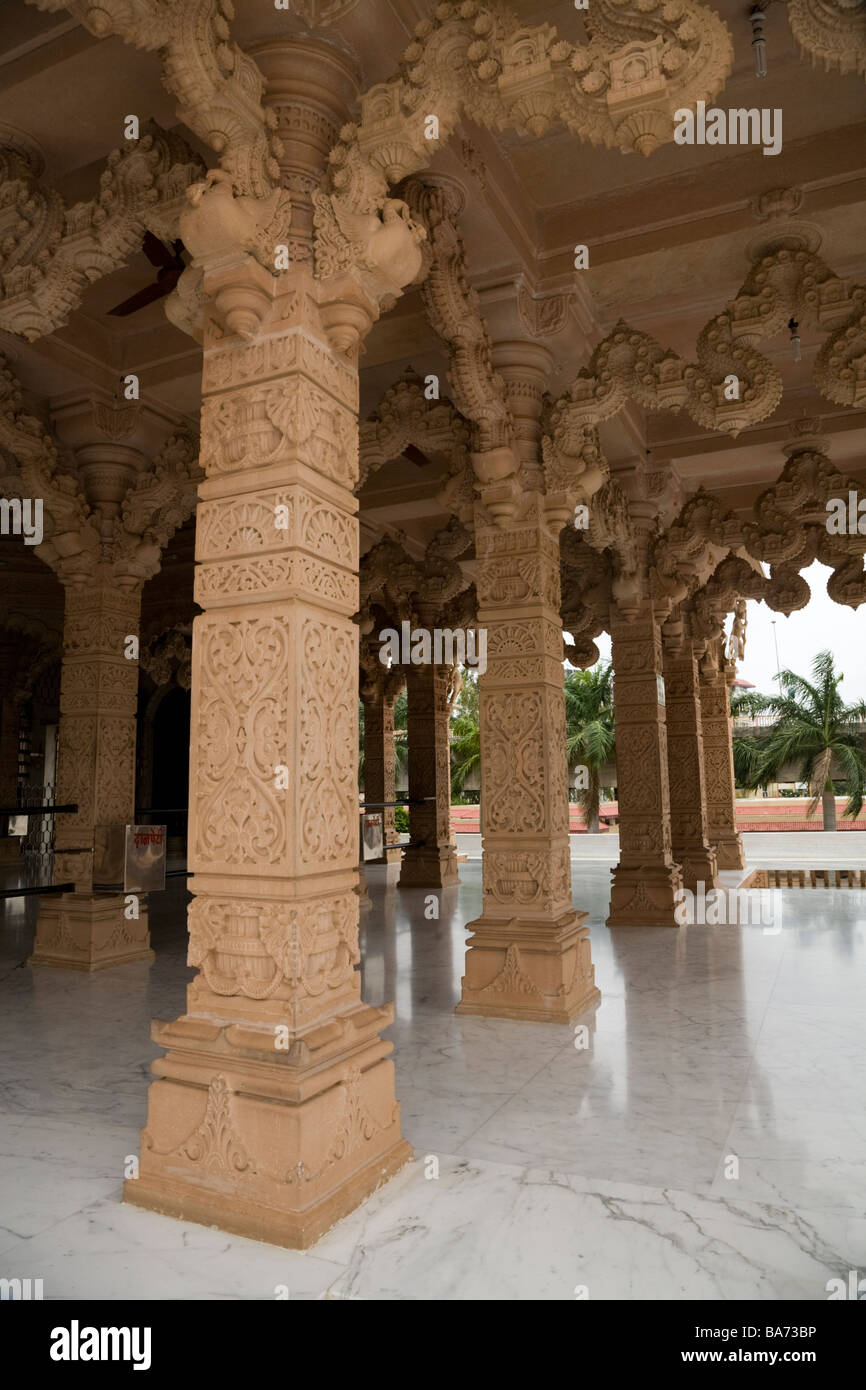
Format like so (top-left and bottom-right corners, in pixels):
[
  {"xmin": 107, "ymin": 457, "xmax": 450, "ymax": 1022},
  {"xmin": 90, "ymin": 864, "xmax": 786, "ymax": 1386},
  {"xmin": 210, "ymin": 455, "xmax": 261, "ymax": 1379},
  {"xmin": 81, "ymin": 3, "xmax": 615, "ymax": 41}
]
[
  {"xmin": 738, "ymin": 650, "xmax": 866, "ymax": 830},
  {"xmin": 564, "ymin": 663, "xmax": 615, "ymax": 833},
  {"xmin": 450, "ymin": 669, "xmax": 480, "ymax": 797},
  {"xmin": 730, "ymin": 686, "xmax": 770, "ymax": 791}
]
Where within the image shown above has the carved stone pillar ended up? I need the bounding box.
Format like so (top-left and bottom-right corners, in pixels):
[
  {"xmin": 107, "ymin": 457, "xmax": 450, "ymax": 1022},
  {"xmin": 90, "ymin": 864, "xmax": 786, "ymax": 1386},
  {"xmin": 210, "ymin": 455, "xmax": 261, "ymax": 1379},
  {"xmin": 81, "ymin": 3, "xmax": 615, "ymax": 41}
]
[
  {"xmin": 126, "ymin": 267, "xmax": 411, "ymax": 1246},
  {"xmin": 700, "ymin": 644, "xmax": 746, "ymax": 871},
  {"xmin": 399, "ymin": 637, "xmax": 459, "ymax": 889},
  {"xmin": 125, "ymin": 39, "xmax": 419, "ymax": 1248},
  {"xmin": 21, "ymin": 406, "xmax": 196, "ymax": 969},
  {"xmin": 458, "ymin": 498, "xmax": 599, "ymax": 1021},
  {"xmin": 362, "ymin": 679, "xmax": 401, "ymax": 866},
  {"xmin": 30, "ymin": 580, "xmax": 152, "ymax": 969},
  {"xmin": 662, "ymin": 629, "xmax": 720, "ymax": 892},
  {"xmin": 607, "ymin": 604, "xmax": 683, "ymax": 926}
]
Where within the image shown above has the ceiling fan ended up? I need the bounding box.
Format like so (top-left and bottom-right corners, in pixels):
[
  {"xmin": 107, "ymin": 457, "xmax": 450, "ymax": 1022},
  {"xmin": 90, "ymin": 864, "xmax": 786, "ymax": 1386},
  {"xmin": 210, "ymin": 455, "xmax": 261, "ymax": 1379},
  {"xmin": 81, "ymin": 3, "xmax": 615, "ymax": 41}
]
[
  {"xmin": 107, "ymin": 231, "xmax": 187, "ymax": 317},
  {"xmin": 402, "ymin": 444, "xmax": 431, "ymax": 468}
]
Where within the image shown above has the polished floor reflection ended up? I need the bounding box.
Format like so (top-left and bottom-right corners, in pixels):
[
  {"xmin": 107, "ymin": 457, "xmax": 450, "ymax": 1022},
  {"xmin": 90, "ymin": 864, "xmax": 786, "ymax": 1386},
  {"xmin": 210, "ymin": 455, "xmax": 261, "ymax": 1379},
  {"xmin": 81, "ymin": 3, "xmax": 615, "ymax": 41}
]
[{"xmin": 1, "ymin": 850, "xmax": 865, "ymax": 1299}]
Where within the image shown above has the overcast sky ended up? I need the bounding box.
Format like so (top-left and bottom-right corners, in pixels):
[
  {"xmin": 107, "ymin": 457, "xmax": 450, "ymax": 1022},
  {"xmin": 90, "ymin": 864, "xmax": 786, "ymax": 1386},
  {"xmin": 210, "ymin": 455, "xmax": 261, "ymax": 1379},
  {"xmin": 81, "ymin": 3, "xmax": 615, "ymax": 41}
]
[{"xmin": 569, "ymin": 560, "xmax": 866, "ymax": 702}]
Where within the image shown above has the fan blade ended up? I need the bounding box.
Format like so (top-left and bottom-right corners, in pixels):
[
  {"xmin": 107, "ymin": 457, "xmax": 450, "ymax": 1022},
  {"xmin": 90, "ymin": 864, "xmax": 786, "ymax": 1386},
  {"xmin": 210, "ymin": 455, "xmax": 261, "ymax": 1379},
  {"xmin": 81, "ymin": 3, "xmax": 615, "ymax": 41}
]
[
  {"xmin": 141, "ymin": 230, "xmax": 178, "ymax": 270},
  {"xmin": 107, "ymin": 279, "xmax": 172, "ymax": 317},
  {"xmin": 402, "ymin": 444, "xmax": 431, "ymax": 468}
]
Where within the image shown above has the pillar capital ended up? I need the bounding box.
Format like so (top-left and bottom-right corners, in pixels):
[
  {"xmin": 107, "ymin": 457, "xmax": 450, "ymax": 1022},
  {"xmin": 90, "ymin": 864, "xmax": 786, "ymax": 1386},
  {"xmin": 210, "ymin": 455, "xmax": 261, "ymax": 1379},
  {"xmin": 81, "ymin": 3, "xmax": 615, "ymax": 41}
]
[
  {"xmin": 491, "ymin": 339, "xmax": 555, "ymax": 392},
  {"xmin": 490, "ymin": 340, "xmax": 554, "ymax": 487},
  {"xmin": 51, "ymin": 393, "xmax": 183, "ymax": 463},
  {"xmin": 251, "ymin": 37, "xmax": 361, "ymax": 265}
]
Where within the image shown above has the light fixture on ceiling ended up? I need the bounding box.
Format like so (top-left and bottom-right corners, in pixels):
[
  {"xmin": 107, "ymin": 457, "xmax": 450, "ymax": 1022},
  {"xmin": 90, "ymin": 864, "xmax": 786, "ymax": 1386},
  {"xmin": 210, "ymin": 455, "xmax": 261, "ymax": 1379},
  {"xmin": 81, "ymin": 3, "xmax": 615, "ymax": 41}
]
[
  {"xmin": 788, "ymin": 317, "xmax": 802, "ymax": 362},
  {"xmin": 749, "ymin": 6, "xmax": 768, "ymax": 78}
]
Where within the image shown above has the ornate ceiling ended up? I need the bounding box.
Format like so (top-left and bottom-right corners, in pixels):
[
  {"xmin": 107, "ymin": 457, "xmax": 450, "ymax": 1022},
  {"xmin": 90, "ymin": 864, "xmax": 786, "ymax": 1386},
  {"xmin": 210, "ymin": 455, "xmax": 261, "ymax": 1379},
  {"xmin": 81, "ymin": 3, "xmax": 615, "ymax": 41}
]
[{"xmin": 0, "ymin": 0, "xmax": 863, "ymax": 598}]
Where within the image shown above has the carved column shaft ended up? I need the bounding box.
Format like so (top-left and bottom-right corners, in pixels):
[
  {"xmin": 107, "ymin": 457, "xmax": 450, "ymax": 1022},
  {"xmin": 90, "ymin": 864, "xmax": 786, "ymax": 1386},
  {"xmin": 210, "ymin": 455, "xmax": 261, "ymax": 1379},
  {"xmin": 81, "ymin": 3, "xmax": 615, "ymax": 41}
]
[
  {"xmin": 125, "ymin": 261, "xmax": 410, "ymax": 1249},
  {"xmin": 30, "ymin": 580, "xmax": 152, "ymax": 969},
  {"xmin": 662, "ymin": 635, "xmax": 720, "ymax": 892},
  {"xmin": 398, "ymin": 641, "xmax": 458, "ymax": 889},
  {"xmin": 362, "ymin": 687, "xmax": 400, "ymax": 866},
  {"xmin": 700, "ymin": 650, "xmax": 746, "ymax": 871},
  {"xmin": 458, "ymin": 502, "xmax": 598, "ymax": 1021},
  {"xmin": 608, "ymin": 605, "xmax": 683, "ymax": 926}
]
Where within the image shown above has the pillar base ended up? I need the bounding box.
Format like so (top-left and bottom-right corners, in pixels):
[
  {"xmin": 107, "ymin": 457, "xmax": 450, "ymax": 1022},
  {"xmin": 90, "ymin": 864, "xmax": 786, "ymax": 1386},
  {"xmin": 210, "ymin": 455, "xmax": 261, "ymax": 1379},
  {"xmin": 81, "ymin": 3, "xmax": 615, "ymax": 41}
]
[
  {"xmin": 29, "ymin": 893, "xmax": 153, "ymax": 970},
  {"xmin": 124, "ymin": 1135, "xmax": 412, "ymax": 1251},
  {"xmin": 355, "ymin": 864, "xmax": 372, "ymax": 910},
  {"xmin": 677, "ymin": 845, "xmax": 720, "ymax": 893},
  {"xmin": 457, "ymin": 909, "xmax": 600, "ymax": 1023},
  {"xmin": 124, "ymin": 1001, "xmax": 411, "ymax": 1250},
  {"xmin": 398, "ymin": 844, "xmax": 459, "ymax": 889},
  {"xmin": 607, "ymin": 863, "xmax": 684, "ymax": 928},
  {"xmin": 715, "ymin": 835, "xmax": 746, "ymax": 870}
]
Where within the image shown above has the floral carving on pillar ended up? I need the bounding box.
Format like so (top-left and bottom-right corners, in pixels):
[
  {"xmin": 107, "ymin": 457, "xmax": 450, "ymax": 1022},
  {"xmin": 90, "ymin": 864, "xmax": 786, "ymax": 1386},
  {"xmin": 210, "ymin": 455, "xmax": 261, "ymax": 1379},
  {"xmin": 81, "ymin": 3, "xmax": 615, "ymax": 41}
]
[
  {"xmin": 700, "ymin": 638, "xmax": 747, "ymax": 871},
  {"xmin": 399, "ymin": 650, "xmax": 460, "ymax": 890},
  {"xmin": 458, "ymin": 488, "xmax": 600, "ymax": 1022},
  {"xmin": 662, "ymin": 622, "xmax": 720, "ymax": 892},
  {"xmin": 360, "ymin": 655, "xmax": 402, "ymax": 868},
  {"xmin": 607, "ymin": 601, "xmax": 684, "ymax": 927}
]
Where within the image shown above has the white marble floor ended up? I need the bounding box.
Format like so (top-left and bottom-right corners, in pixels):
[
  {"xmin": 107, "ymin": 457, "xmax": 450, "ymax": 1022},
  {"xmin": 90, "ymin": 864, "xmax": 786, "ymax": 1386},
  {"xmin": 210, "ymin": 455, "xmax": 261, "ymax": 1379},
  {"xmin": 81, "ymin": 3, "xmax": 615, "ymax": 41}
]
[{"xmin": 1, "ymin": 851, "xmax": 865, "ymax": 1300}]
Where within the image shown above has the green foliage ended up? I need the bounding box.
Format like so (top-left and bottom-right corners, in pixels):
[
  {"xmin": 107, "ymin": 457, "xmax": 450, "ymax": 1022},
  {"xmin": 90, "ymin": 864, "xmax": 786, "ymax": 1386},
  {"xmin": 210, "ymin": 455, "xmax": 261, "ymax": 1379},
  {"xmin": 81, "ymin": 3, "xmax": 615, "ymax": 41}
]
[
  {"xmin": 450, "ymin": 669, "xmax": 481, "ymax": 798},
  {"xmin": 564, "ymin": 663, "xmax": 615, "ymax": 832},
  {"xmin": 394, "ymin": 805, "xmax": 410, "ymax": 834},
  {"xmin": 734, "ymin": 650, "xmax": 866, "ymax": 829},
  {"xmin": 393, "ymin": 689, "xmax": 407, "ymax": 729},
  {"xmin": 363, "ymin": 664, "xmax": 619, "ymax": 834}
]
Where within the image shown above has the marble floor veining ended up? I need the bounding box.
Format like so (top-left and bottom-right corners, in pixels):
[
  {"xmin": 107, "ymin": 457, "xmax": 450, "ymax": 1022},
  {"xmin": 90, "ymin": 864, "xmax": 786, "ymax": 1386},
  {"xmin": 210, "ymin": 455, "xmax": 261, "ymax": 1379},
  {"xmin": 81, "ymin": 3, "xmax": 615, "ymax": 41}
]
[{"xmin": 1, "ymin": 843, "xmax": 865, "ymax": 1300}]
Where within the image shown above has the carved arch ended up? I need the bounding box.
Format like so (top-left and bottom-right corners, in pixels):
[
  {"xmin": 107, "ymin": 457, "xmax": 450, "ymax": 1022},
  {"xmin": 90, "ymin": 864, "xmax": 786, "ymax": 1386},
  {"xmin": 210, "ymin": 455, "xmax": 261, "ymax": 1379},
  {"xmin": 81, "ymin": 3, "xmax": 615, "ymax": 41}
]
[
  {"xmin": 0, "ymin": 123, "xmax": 204, "ymax": 342},
  {"xmin": 323, "ymin": 0, "xmax": 734, "ymax": 221},
  {"xmin": 562, "ymin": 246, "xmax": 866, "ymax": 439},
  {"xmin": 359, "ymin": 370, "xmax": 471, "ymax": 490},
  {"xmin": 24, "ymin": 0, "xmax": 282, "ymax": 199}
]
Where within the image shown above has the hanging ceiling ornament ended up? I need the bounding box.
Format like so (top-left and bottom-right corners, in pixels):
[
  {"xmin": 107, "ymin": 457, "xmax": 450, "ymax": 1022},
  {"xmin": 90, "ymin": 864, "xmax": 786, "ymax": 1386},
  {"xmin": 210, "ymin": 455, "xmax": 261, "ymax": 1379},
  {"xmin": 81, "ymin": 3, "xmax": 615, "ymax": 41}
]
[{"xmin": 749, "ymin": 5, "xmax": 769, "ymax": 77}]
